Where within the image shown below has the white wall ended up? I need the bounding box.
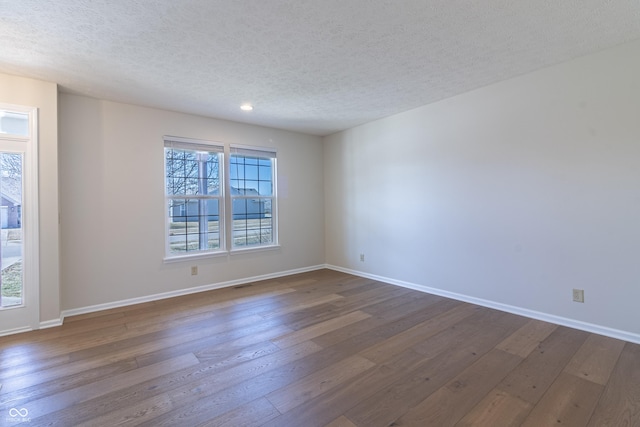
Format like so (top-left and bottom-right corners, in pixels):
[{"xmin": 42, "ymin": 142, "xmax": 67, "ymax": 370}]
[
  {"xmin": 324, "ymin": 40, "xmax": 640, "ymax": 338},
  {"xmin": 59, "ymin": 95, "xmax": 324, "ymax": 310},
  {"xmin": 0, "ymin": 73, "xmax": 60, "ymax": 325}
]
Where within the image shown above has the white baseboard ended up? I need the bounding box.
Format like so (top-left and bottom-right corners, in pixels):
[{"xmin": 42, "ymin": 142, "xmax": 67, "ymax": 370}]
[
  {"xmin": 326, "ymin": 264, "xmax": 640, "ymax": 345},
  {"xmin": 60, "ymin": 265, "xmax": 326, "ymax": 320},
  {"xmin": 0, "ymin": 319, "xmax": 63, "ymax": 337},
  {"xmin": 0, "ymin": 325, "xmax": 32, "ymax": 338},
  {"xmin": 40, "ymin": 318, "xmax": 63, "ymax": 329}
]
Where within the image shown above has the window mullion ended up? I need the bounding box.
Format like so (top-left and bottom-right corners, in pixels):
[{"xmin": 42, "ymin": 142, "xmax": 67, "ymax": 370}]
[{"xmin": 197, "ymin": 152, "xmax": 208, "ymax": 251}]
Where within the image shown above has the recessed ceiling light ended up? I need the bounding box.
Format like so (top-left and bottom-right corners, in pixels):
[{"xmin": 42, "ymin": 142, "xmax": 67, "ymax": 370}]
[{"xmin": 240, "ymin": 104, "xmax": 253, "ymax": 111}]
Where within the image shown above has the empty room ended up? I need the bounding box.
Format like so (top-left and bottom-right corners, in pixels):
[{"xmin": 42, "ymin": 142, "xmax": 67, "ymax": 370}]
[{"xmin": 1, "ymin": 1, "xmax": 639, "ymax": 426}]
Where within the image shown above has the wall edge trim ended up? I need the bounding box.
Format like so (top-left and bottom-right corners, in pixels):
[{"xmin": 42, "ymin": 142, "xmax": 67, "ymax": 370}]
[
  {"xmin": 39, "ymin": 318, "xmax": 64, "ymax": 329},
  {"xmin": 59, "ymin": 264, "xmax": 326, "ymax": 322},
  {"xmin": 0, "ymin": 325, "xmax": 32, "ymax": 338},
  {"xmin": 325, "ymin": 264, "xmax": 640, "ymax": 345}
]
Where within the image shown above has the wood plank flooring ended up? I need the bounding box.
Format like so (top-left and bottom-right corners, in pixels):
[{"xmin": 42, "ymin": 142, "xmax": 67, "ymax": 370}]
[{"xmin": 1, "ymin": 269, "xmax": 638, "ymax": 426}]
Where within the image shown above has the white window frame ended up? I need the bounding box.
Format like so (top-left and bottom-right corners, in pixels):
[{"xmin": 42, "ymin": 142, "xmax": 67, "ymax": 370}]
[
  {"xmin": 0, "ymin": 104, "xmax": 39, "ymax": 330},
  {"xmin": 163, "ymin": 139, "xmax": 280, "ymax": 261},
  {"xmin": 228, "ymin": 144, "xmax": 278, "ymax": 252},
  {"xmin": 164, "ymin": 136, "xmax": 225, "ymax": 260}
]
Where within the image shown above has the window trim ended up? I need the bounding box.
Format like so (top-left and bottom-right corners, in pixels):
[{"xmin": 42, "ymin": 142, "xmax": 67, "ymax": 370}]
[
  {"xmin": 163, "ymin": 139, "xmax": 279, "ymax": 262},
  {"xmin": 228, "ymin": 144, "xmax": 278, "ymax": 250},
  {"xmin": 0, "ymin": 103, "xmax": 40, "ymax": 330},
  {"xmin": 164, "ymin": 136, "xmax": 225, "ymax": 259}
]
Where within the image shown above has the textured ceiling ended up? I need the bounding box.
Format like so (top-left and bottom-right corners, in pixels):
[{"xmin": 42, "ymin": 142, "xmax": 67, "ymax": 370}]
[{"xmin": 1, "ymin": 1, "xmax": 640, "ymax": 136}]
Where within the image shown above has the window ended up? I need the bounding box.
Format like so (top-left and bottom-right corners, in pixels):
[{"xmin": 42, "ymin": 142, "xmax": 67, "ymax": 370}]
[
  {"xmin": 165, "ymin": 137, "xmax": 224, "ymax": 256},
  {"xmin": 0, "ymin": 104, "xmax": 40, "ymax": 332},
  {"xmin": 164, "ymin": 138, "xmax": 277, "ymax": 259},
  {"xmin": 230, "ymin": 146, "xmax": 277, "ymax": 249},
  {"xmin": 0, "ymin": 110, "xmax": 29, "ymax": 137}
]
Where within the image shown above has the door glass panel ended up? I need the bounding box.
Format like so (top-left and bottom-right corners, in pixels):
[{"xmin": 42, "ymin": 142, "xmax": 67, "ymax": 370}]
[
  {"xmin": 0, "ymin": 111, "xmax": 29, "ymax": 137},
  {"xmin": 0, "ymin": 152, "xmax": 23, "ymax": 308}
]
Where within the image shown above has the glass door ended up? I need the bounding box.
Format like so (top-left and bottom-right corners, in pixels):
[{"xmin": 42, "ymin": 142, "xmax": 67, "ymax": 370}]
[
  {"xmin": 0, "ymin": 152, "xmax": 24, "ymax": 309},
  {"xmin": 0, "ymin": 107, "xmax": 38, "ymax": 335}
]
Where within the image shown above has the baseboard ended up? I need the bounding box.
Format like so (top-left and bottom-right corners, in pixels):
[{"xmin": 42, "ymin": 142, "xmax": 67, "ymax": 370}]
[
  {"xmin": 326, "ymin": 264, "xmax": 640, "ymax": 345},
  {"xmin": 0, "ymin": 318, "xmax": 63, "ymax": 337},
  {"xmin": 60, "ymin": 264, "xmax": 326, "ymax": 321},
  {"xmin": 0, "ymin": 325, "xmax": 32, "ymax": 338},
  {"xmin": 40, "ymin": 318, "xmax": 64, "ymax": 329}
]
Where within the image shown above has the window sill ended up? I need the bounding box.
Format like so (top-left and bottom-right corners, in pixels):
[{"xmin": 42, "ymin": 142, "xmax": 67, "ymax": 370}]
[
  {"xmin": 229, "ymin": 244, "xmax": 281, "ymax": 255},
  {"xmin": 163, "ymin": 245, "xmax": 281, "ymax": 263},
  {"xmin": 163, "ymin": 251, "xmax": 228, "ymax": 264}
]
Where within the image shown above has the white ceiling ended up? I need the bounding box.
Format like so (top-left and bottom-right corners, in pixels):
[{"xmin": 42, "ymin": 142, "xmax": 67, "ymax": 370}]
[{"xmin": 1, "ymin": 1, "xmax": 640, "ymax": 136}]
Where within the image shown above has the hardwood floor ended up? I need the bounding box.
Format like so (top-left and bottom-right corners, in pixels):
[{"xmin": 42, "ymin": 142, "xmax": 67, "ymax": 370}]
[{"xmin": 1, "ymin": 269, "xmax": 638, "ymax": 426}]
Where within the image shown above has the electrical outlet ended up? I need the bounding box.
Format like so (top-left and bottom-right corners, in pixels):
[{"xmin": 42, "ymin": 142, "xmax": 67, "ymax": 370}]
[
  {"xmin": 191, "ymin": 266, "xmax": 198, "ymax": 276},
  {"xmin": 360, "ymin": 253, "xmax": 365, "ymax": 262},
  {"xmin": 572, "ymin": 288, "xmax": 584, "ymax": 303}
]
